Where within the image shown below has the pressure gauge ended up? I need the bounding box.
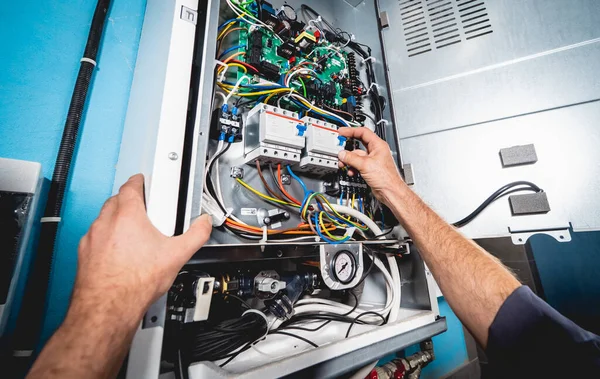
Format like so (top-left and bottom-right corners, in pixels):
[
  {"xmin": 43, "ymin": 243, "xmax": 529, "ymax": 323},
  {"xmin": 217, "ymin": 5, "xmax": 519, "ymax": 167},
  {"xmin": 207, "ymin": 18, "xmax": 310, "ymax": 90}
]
[{"xmin": 332, "ymin": 250, "xmax": 357, "ymax": 284}]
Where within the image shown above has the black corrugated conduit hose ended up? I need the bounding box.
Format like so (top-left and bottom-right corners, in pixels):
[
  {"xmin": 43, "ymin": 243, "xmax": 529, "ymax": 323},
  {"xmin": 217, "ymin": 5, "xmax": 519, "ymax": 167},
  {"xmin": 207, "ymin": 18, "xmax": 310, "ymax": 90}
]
[{"xmin": 7, "ymin": 0, "xmax": 112, "ymax": 374}]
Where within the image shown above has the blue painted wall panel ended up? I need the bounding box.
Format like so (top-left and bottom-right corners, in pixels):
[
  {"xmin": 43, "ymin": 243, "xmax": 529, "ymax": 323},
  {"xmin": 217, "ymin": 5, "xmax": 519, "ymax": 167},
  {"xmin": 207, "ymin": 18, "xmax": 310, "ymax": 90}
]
[{"xmin": 0, "ymin": 0, "xmax": 146, "ymax": 347}]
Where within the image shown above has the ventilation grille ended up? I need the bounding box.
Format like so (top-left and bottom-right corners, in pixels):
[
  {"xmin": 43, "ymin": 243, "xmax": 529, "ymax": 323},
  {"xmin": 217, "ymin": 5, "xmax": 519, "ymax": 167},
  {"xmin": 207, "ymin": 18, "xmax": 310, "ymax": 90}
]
[{"xmin": 399, "ymin": 0, "xmax": 493, "ymax": 57}]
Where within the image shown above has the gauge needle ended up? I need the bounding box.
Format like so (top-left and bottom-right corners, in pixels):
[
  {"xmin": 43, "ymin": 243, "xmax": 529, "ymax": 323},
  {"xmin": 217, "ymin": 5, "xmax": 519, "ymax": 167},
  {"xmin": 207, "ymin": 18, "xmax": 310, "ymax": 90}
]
[{"xmin": 340, "ymin": 262, "xmax": 348, "ymax": 273}]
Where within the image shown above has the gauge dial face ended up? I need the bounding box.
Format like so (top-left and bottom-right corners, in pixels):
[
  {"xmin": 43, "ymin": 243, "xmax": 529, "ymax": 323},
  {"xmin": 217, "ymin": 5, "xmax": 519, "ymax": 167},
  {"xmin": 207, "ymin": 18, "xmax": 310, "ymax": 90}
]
[{"xmin": 332, "ymin": 251, "xmax": 357, "ymax": 284}]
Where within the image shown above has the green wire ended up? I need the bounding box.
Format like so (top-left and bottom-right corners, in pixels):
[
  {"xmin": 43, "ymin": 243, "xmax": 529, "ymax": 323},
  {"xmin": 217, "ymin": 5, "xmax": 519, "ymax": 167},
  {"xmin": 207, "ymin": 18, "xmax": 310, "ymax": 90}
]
[{"xmin": 298, "ymin": 78, "xmax": 307, "ymax": 98}]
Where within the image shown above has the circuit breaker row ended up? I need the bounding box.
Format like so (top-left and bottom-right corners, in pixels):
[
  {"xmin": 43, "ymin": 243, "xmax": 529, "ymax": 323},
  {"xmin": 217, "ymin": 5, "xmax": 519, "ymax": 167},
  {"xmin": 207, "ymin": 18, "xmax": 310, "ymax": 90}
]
[{"xmin": 243, "ymin": 104, "xmax": 346, "ymax": 175}]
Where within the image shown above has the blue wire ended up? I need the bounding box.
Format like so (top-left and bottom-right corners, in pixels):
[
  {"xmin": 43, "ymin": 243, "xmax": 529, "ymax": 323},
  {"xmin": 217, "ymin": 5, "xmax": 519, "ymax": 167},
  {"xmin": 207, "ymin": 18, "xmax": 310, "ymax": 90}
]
[
  {"xmin": 286, "ymin": 165, "xmax": 308, "ymax": 195},
  {"xmin": 359, "ymin": 196, "xmax": 364, "ymax": 212},
  {"xmin": 314, "ymin": 213, "xmax": 350, "ymax": 245},
  {"xmin": 339, "ymin": 190, "xmax": 344, "ymax": 205},
  {"xmin": 222, "ymin": 81, "xmax": 284, "ymax": 90},
  {"xmin": 300, "ymin": 191, "xmax": 314, "ymax": 212},
  {"xmin": 290, "ymin": 99, "xmax": 349, "ymax": 127},
  {"xmin": 218, "ymin": 18, "xmax": 238, "ymax": 30},
  {"xmin": 218, "ymin": 45, "xmax": 246, "ymax": 60},
  {"xmin": 254, "ymin": 95, "xmax": 267, "ymax": 105}
]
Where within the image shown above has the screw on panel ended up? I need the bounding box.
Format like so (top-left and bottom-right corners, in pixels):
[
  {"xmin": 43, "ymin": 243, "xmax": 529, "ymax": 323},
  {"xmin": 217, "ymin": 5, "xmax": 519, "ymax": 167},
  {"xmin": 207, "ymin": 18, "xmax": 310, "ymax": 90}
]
[
  {"xmin": 168, "ymin": 152, "xmax": 179, "ymax": 160},
  {"xmin": 281, "ymin": 174, "xmax": 291, "ymax": 185},
  {"xmin": 230, "ymin": 166, "xmax": 244, "ymax": 178}
]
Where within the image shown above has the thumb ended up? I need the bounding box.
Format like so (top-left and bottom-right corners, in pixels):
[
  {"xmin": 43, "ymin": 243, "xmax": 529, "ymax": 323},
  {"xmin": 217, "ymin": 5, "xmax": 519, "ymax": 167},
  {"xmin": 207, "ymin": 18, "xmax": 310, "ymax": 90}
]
[
  {"xmin": 338, "ymin": 150, "xmax": 367, "ymax": 172},
  {"xmin": 173, "ymin": 214, "xmax": 213, "ymax": 256}
]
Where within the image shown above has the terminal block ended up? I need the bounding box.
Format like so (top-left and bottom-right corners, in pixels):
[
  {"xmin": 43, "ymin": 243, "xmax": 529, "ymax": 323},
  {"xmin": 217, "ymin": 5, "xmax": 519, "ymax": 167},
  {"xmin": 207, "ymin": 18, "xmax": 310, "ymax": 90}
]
[
  {"xmin": 297, "ymin": 117, "xmax": 346, "ymax": 175},
  {"xmin": 244, "ymin": 104, "xmax": 305, "ymax": 166}
]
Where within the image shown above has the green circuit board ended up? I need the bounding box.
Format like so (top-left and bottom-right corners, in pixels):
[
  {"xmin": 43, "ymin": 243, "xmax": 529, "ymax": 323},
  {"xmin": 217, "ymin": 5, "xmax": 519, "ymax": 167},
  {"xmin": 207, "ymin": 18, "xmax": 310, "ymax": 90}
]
[{"xmin": 228, "ymin": 27, "xmax": 349, "ymax": 106}]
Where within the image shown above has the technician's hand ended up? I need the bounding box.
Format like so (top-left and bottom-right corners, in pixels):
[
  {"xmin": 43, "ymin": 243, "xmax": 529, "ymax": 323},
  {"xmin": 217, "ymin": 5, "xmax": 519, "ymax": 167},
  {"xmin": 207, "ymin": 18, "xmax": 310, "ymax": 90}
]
[
  {"xmin": 74, "ymin": 174, "xmax": 213, "ymax": 316},
  {"xmin": 337, "ymin": 127, "xmax": 405, "ymax": 206}
]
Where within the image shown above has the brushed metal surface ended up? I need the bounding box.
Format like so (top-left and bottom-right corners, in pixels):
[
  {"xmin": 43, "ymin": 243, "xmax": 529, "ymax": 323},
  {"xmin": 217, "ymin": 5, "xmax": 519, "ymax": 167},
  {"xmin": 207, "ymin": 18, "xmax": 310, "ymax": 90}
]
[{"xmin": 377, "ymin": 0, "xmax": 600, "ymax": 237}]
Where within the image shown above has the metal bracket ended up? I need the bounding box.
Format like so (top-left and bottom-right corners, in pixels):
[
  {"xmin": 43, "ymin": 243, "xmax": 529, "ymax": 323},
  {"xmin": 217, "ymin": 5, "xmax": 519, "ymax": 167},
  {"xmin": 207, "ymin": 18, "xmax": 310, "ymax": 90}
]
[
  {"xmin": 320, "ymin": 243, "xmax": 364, "ymax": 290},
  {"xmin": 402, "ymin": 163, "xmax": 415, "ymax": 186},
  {"xmin": 379, "ymin": 11, "xmax": 390, "ymax": 29},
  {"xmin": 509, "ymin": 226, "xmax": 572, "ymax": 245}
]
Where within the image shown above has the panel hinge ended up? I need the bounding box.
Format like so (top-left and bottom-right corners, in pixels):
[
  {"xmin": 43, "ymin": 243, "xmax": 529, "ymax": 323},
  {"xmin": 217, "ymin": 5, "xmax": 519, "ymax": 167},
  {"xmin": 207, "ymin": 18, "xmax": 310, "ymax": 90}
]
[{"xmin": 379, "ymin": 11, "xmax": 390, "ymax": 29}]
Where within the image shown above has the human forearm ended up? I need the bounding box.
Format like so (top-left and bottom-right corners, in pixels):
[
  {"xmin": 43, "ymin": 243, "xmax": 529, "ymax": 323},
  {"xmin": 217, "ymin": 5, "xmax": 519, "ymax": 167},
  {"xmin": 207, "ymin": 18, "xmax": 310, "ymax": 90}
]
[
  {"xmin": 384, "ymin": 180, "xmax": 520, "ymax": 347},
  {"xmin": 27, "ymin": 288, "xmax": 146, "ymax": 378}
]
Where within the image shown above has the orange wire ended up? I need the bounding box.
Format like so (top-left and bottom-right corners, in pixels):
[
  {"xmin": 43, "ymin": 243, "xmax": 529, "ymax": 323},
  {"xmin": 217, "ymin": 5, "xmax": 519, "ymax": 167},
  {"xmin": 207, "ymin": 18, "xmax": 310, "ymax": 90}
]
[{"xmin": 277, "ymin": 164, "xmax": 302, "ymax": 205}]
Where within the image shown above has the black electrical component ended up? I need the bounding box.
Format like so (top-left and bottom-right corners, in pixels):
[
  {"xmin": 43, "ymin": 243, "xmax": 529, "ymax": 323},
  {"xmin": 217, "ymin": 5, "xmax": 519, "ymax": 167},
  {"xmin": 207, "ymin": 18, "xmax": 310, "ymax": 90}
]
[
  {"xmin": 276, "ymin": 41, "xmax": 296, "ymax": 59},
  {"xmin": 259, "ymin": 61, "xmax": 281, "ymax": 81},
  {"xmin": 263, "ymin": 210, "xmax": 291, "ymax": 226},
  {"xmin": 289, "ymin": 20, "xmax": 306, "ymax": 36},
  {"xmin": 259, "ymin": 1, "xmax": 281, "ymax": 29},
  {"xmin": 323, "ymin": 81, "xmax": 337, "ymax": 101},
  {"xmin": 338, "ymin": 171, "xmax": 369, "ymax": 196},
  {"xmin": 247, "ymin": 31, "xmax": 263, "ymax": 67},
  {"xmin": 347, "ymin": 52, "xmax": 360, "ymax": 96}
]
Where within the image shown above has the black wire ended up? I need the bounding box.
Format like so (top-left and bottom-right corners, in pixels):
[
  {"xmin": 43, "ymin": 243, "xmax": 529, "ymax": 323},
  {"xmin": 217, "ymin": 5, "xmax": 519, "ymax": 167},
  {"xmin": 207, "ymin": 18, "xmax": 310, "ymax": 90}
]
[
  {"xmin": 355, "ymin": 247, "xmax": 375, "ymax": 287},
  {"xmin": 345, "ymin": 311, "xmax": 386, "ymax": 338},
  {"xmin": 452, "ymin": 181, "xmax": 543, "ymax": 228},
  {"xmin": 270, "ymin": 331, "xmax": 320, "ymax": 348}
]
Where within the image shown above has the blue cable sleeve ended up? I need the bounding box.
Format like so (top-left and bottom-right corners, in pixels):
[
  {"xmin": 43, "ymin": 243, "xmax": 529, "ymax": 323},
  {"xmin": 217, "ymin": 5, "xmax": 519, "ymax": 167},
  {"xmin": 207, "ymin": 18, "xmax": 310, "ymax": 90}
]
[
  {"xmin": 339, "ymin": 191, "xmax": 344, "ymax": 205},
  {"xmin": 218, "ymin": 45, "xmax": 246, "ymax": 60},
  {"xmin": 286, "ymin": 165, "xmax": 308, "ymax": 195}
]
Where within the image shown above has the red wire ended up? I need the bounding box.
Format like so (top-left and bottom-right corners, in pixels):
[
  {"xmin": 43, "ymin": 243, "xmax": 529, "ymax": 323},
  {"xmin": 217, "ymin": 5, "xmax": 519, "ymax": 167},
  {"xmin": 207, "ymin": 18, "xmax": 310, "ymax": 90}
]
[{"xmin": 229, "ymin": 59, "xmax": 259, "ymax": 73}]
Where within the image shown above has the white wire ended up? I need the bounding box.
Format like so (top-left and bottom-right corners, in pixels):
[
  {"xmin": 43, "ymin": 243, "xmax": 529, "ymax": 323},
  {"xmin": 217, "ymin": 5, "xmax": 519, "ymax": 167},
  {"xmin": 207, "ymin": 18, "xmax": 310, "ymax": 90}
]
[
  {"xmin": 286, "ymin": 68, "xmax": 319, "ymax": 87},
  {"xmin": 289, "ymin": 94, "xmax": 352, "ymax": 127},
  {"xmin": 265, "ymin": 236, "xmax": 320, "ymax": 243},
  {"xmin": 215, "ymin": 91, "xmax": 227, "ymax": 105},
  {"xmin": 203, "ymin": 140, "xmax": 224, "ymax": 199},
  {"xmin": 225, "ymin": 75, "xmax": 251, "ymax": 103}
]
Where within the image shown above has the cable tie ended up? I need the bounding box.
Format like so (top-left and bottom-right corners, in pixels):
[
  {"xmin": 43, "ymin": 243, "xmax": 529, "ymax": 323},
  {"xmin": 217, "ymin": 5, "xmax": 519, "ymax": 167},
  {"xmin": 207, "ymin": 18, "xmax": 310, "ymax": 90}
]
[
  {"xmin": 367, "ymin": 82, "xmax": 380, "ymax": 94},
  {"xmin": 80, "ymin": 57, "xmax": 97, "ymax": 67},
  {"xmin": 361, "ymin": 56, "xmax": 376, "ymax": 65},
  {"xmin": 215, "ymin": 60, "xmax": 229, "ymax": 82},
  {"xmin": 259, "ymin": 226, "xmax": 268, "ymax": 252},
  {"xmin": 41, "ymin": 217, "xmax": 61, "ymax": 223}
]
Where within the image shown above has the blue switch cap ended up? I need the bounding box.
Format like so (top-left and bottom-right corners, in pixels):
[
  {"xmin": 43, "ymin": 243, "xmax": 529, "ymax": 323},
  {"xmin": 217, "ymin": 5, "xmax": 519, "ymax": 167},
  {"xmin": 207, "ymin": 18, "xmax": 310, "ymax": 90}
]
[
  {"xmin": 338, "ymin": 136, "xmax": 347, "ymax": 146},
  {"xmin": 296, "ymin": 123, "xmax": 307, "ymax": 136}
]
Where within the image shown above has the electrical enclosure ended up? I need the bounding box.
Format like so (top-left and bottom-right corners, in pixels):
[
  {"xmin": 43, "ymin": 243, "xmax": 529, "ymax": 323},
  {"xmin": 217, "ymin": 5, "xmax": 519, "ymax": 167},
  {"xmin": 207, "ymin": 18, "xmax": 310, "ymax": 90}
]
[{"xmin": 114, "ymin": 0, "xmax": 600, "ymax": 377}]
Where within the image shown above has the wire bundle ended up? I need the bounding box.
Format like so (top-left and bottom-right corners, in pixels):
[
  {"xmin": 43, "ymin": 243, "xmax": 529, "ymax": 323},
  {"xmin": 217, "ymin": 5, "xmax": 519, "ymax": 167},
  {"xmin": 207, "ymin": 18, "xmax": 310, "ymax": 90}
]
[
  {"xmin": 453, "ymin": 181, "xmax": 543, "ymax": 227},
  {"xmin": 181, "ymin": 311, "xmax": 268, "ymax": 365}
]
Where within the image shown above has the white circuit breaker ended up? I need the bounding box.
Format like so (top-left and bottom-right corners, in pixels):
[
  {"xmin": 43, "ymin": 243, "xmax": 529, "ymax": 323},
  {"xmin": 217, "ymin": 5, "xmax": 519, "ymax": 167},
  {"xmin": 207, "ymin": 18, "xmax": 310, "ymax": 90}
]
[
  {"xmin": 297, "ymin": 117, "xmax": 346, "ymax": 175},
  {"xmin": 244, "ymin": 104, "xmax": 306, "ymax": 166}
]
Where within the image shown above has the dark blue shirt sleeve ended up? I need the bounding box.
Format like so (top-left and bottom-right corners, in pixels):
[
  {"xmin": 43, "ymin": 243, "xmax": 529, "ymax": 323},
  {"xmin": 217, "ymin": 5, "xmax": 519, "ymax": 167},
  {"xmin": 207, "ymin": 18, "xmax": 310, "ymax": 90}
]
[{"xmin": 486, "ymin": 285, "xmax": 600, "ymax": 378}]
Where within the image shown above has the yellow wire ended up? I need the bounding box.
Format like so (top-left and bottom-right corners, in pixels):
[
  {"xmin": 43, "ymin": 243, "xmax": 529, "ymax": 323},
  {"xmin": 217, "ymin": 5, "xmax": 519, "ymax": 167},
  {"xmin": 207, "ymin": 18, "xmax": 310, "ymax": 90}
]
[
  {"xmin": 236, "ymin": 178, "xmax": 299, "ymax": 207},
  {"xmin": 264, "ymin": 91, "xmax": 278, "ymax": 104},
  {"xmin": 352, "ymin": 193, "xmax": 356, "ymax": 209},
  {"xmin": 319, "ymin": 212, "xmax": 345, "ymax": 241},
  {"xmin": 218, "ymin": 85, "xmax": 298, "ymax": 97},
  {"xmin": 225, "ymin": 63, "xmax": 247, "ymax": 74}
]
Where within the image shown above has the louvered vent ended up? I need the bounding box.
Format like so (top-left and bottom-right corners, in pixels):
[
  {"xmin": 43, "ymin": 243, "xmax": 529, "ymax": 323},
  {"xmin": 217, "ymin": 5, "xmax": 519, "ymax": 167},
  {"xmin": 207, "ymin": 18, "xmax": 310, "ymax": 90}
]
[{"xmin": 399, "ymin": 0, "xmax": 493, "ymax": 57}]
